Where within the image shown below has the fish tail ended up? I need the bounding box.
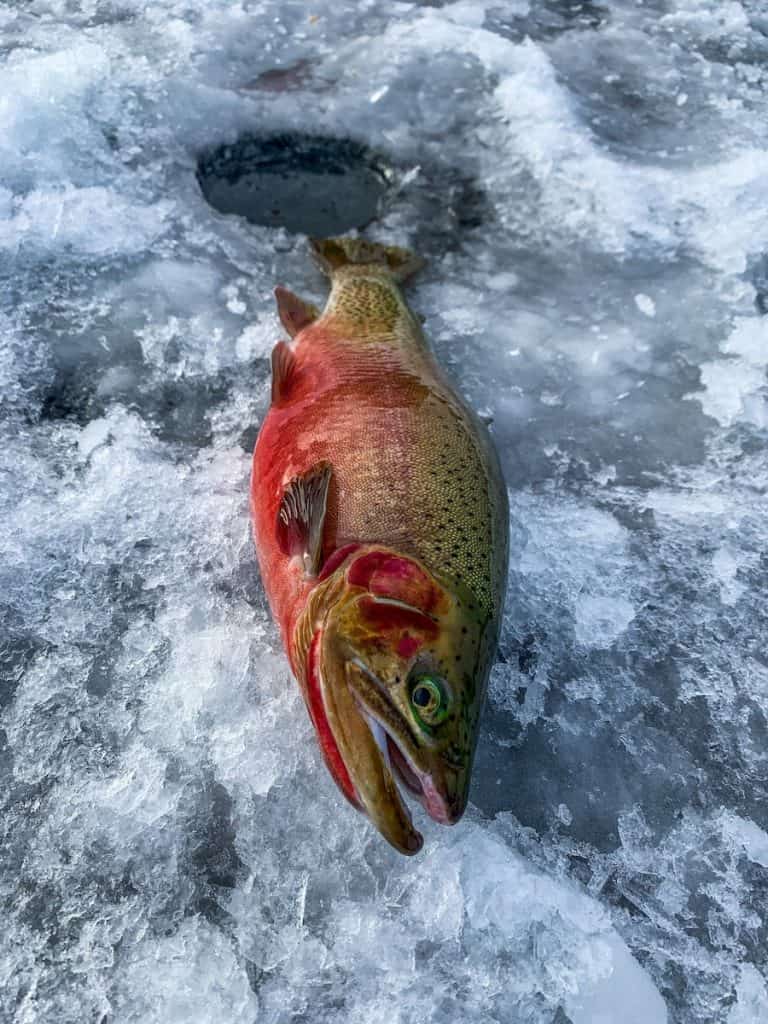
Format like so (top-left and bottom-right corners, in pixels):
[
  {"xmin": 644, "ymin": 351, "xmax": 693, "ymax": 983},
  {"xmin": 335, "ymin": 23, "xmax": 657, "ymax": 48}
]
[{"xmin": 309, "ymin": 237, "xmax": 423, "ymax": 283}]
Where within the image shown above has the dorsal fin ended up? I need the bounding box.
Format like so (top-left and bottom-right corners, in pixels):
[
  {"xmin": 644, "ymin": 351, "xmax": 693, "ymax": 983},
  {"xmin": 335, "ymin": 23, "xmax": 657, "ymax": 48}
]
[
  {"xmin": 271, "ymin": 341, "xmax": 296, "ymax": 405},
  {"xmin": 274, "ymin": 286, "xmax": 319, "ymax": 338},
  {"xmin": 276, "ymin": 462, "xmax": 332, "ymax": 576}
]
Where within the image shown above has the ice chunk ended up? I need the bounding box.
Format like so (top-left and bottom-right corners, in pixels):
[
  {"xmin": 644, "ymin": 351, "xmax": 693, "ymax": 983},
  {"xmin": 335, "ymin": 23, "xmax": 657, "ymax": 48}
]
[
  {"xmin": 728, "ymin": 965, "xmax": 768, "ymax": 1024},
  {"xmin": 567, "ymin": 933, "xmax": 668, "ymax": 1024},
  {"xmin": 634, "ymin": 293, "xmax": 656, "ymax": 317},
  {"xmin": 720, "ymin": 813, "xmax": 768, "ymax": 869},
  {"xmin": 0, "ymin": 187, "xmax": 172, "ymax": 255},
  {"xmin": 695, "ymin": 318, "xmax": 768, "ymax": 428},
  {"xmin": 711, "ymin": 544, "xmax": 748, "ymax": 606},
  {"xmin": 460, "ymin": 829, "xmax": 668, "ymax": 1024},
  {"xmin": 512, "ymin": 494, "xmax": 638, "ymax": 651},
  {"xmin": 113, "ymin": 920, "xmax": 259, "ymax": 1024},
  {"xmin": 574, "ymin": 593, "xmax": 636, "ymax": 648}
]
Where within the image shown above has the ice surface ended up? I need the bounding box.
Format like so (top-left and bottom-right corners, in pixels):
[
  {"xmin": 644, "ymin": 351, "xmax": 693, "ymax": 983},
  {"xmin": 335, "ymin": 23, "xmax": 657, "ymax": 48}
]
[
  {"xmin": 697, "ymin": 318, "xmax": 768, "ymax": 428},
  {"xmin": 2, "ymin": 1, "xmax": 768, "ymax": 1022}
]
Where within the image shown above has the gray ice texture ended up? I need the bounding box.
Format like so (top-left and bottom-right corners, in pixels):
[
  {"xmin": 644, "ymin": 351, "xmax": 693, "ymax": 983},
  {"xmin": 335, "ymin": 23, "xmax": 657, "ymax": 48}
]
[{"xmin": 1, "ymin": 2, "xmax": 767, "ymax": 1023}]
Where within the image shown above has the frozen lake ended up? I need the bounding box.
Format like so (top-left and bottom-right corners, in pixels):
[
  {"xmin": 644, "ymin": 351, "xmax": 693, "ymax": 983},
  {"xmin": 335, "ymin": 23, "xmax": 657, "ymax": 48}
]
[{"xmin": 2, "ymin": 1, "xmax": 767, "ymax": 1022}]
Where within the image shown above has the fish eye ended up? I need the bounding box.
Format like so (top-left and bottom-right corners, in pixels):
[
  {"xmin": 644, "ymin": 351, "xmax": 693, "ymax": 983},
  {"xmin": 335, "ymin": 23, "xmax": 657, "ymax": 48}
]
[{"xmin": 409, "ymin": 675, "xmax": 450, "ymax": 727}]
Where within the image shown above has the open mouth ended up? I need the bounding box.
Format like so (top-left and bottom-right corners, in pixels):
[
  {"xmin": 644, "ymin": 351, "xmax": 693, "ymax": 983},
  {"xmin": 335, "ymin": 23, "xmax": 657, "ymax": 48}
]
[
  {"xmin": 387, "ymin": 735, "xmax": 424, "ymax": 798},
  {"xmin": 310, "ymin": 622, "xmax": 461, "ymax": 852},
  {"xmin": 350, "ymin": 670, "xmax": 457, "ymax": 829},
  {"xmin": 347, "ymin": 656, "xmax": 428, "ymax": 807},
  {"xmin": 362, "ymin": 710, "xmax": 424, "ymax": 812}
]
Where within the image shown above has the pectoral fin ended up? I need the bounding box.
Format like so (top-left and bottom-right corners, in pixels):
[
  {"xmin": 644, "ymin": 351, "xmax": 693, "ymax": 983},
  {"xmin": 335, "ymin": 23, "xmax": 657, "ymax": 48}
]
[
  {"xmin": 270, "ymin": 341, "xmax": 296, "ymax": 405},
  {"xmin": 276, "ymin": 462, "xmax": 332, "ymax": 576},
  {"xmin": 274, "ymin": 286, "xmax": 319, "ymax": 338}
]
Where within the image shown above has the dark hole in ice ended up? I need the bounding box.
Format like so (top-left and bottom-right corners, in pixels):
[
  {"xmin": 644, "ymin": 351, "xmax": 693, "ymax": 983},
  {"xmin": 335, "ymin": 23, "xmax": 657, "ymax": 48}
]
[{"xmin": 196, "ymin": 133, "xmax": 392, "ymax": 236}]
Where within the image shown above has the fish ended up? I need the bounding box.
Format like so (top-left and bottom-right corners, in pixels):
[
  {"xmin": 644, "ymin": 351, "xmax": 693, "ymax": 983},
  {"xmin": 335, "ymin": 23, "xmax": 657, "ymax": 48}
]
[{"xmin": 250, "ymin": 237, "xmax": 509, "ymax": 854}]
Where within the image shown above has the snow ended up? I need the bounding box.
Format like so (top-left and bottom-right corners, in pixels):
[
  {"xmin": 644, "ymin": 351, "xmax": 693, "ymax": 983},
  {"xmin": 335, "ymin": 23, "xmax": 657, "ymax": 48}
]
[{"xmin": 2, "ymin": 1, "xmax": 768, "ymax": 1022}]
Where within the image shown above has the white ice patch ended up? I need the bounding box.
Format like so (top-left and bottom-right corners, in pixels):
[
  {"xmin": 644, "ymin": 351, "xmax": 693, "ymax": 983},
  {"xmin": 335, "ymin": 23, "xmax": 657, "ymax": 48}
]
[
  {"xmin": 113, "ymin": 920, "xmax": 259, "ymax": 1024},
  {"xmin": 442, "ymin": 1, "xmax": 487, "ymax": 29},
  {"xmin": 695, "ymin": 317, "xmax": 768, "ymax": 428},
  {"xmin": 635, "ymin": 293, "xmax": 656, "ymax": 317},
  {"xmin": 720, "ymin": 812, "xmax": 768, "ymax": 869},
  {"xmin": 573, "ymin": 593, "xmax": 636, "ymax": 648},
  {"xmin": 662, "ymin": 1, "xmax": 751, "ymax": 41},
  {"xmin": 0, "ymin": 42, "xmax": 114, "ymax": 187},
  {"xmin": 711, "ymin": 544, "xmax": 747, "ymax": 606},
  {"xmin": 459, "ymin": 830, "xmax": 668, "ymax": 1024},
  {"xmin": 567, "ymin": 933, "xmax": 669, "ymax": 1024},
  {"xmin": 727, "ymin": 965, "xmax": 768, "ymax": 1024},
  {"xmin": 514, "ymin": 493, "xmax": 637, "ymax": 649},
  {"xmin": 0, "ymin": 186, "xmax": 172, "ymax": 255},
  {"xmin": 234, "ymin": 319, "xmax": 275, "ymax": 363}
]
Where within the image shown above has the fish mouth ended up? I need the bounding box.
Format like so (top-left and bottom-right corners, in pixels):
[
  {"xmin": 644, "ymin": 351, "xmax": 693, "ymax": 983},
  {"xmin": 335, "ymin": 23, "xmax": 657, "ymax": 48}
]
[
  {"xmin": 359, "ymin": 708, "xmax": 457, "ymax": 830},
  {"xmin": 347, "ymin": 659, "xmax": 465, "ymax": 829},
  {"xmin": 314, "ymin": 625, "xmax": 466, "ymax": 855},
  {"xmin": 316, "ymin": 634, "xmax": 423, "ymax": 855},
  {"xmin": 356, "ymin": 709, "xmax": 422, "ymax": 831}
]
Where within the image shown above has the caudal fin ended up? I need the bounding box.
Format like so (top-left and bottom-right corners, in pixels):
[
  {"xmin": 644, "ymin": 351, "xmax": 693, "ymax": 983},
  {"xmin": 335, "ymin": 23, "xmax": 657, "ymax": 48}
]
[{"xmin": 309, "ymin": 237, "xmax": 423, "ymax": 283}]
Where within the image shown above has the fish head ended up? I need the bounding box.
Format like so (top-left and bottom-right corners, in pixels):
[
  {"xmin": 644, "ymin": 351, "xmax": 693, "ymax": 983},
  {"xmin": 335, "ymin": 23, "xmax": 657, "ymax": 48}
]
[{"xmin": 299, "ymin": 547, "xmax": 493, "ymax": 855}]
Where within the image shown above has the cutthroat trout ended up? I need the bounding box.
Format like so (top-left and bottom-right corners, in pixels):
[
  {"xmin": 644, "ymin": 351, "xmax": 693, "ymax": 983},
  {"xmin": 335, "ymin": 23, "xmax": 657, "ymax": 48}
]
[{"xmin": 251, "ymin": 238, "xmax": 509, "ymax": 854}]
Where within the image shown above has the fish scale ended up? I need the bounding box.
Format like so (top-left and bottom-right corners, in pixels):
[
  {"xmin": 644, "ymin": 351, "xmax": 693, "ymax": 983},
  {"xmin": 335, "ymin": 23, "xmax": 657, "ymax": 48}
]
[{"xmin": 287, "ymin": 281, "xmax": 506, "ymax": 618}]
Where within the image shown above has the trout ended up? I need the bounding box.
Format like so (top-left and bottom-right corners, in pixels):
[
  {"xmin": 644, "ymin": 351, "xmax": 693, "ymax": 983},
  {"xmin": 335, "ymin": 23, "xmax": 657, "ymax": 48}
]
[{"xmin": 251, "ymin": 238, "xmax": 508, "ymax": 854}]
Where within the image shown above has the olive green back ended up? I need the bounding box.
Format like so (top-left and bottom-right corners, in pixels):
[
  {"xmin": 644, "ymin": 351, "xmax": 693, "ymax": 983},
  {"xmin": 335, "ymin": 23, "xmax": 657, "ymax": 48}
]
[{"xmin": 320, "ymin": 268, "xmax": 509, "ymax": 630}]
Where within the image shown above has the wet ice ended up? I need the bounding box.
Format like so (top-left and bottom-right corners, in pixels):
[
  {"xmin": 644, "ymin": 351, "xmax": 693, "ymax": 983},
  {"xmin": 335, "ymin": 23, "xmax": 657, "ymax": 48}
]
[{"xmin": 2, "ymin": 1, "xmax": 768, "ymax": 1022}]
